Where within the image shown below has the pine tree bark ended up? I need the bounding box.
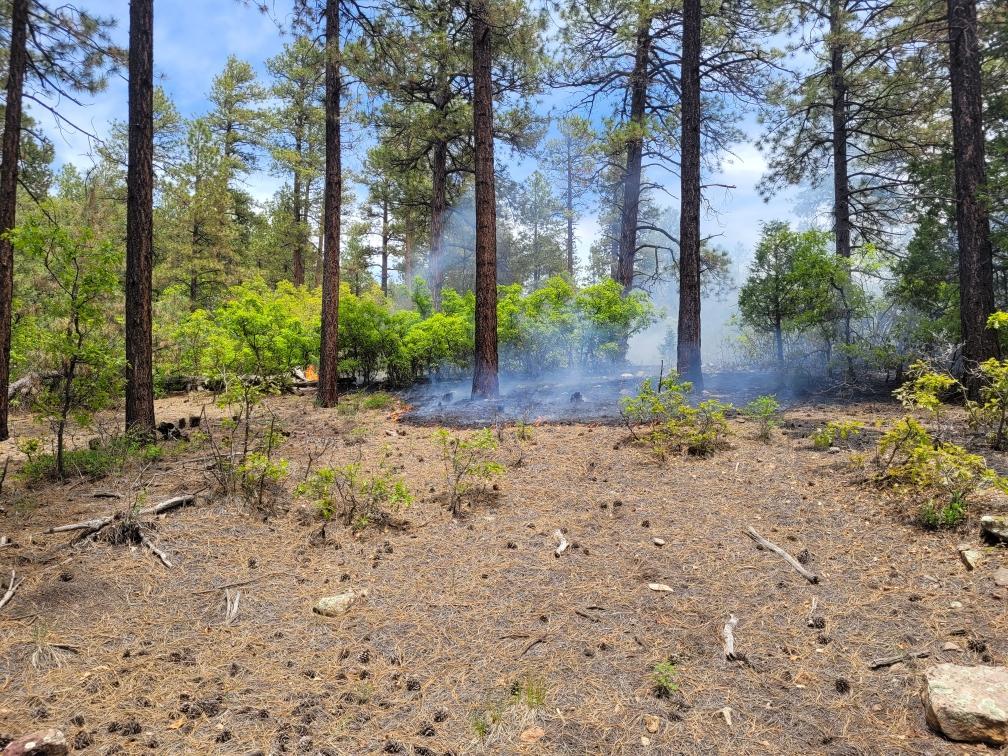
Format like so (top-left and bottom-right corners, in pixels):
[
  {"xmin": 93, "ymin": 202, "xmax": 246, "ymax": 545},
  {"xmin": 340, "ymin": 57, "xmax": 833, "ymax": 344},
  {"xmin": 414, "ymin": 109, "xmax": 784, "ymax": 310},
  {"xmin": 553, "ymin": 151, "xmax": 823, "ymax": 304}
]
[
  {"xmin": 471, "ymin": 0, "xmax": 499, "ymax": 400},
  {"xmin": 125, "ymin": 0, "xmax": 156, "ymax": 434},
  {"xmin": 948, "ymin": 0, "xmax": 997, "ymax": 396},
  {"xmin": 318, "ymin": 0, "xmax": 342, "ymax": 408},
  {"xmin": 380, "ymin": 196, "xmax": 389, "ymax": 295},
  {"xmin": 565, "ymin": 136, "xmax": 575, "ymax": 278},
  {"xmin": 829, "ymin": 0, "xmax": 851, "ymax": 261},
  {"xmin": 0, "ymin": 0, "xmax": 28, "ymax": 440},
  {"xmin": 430, "ymin": 136, "xmax": 448, "ymax": 310},
  {"xmin": 676, "ymin": 0, "xmax": 703, "ymax": 389},
  {"xmin": 615, "ymin": 16, "xmax": 651, "ymax": 293}
]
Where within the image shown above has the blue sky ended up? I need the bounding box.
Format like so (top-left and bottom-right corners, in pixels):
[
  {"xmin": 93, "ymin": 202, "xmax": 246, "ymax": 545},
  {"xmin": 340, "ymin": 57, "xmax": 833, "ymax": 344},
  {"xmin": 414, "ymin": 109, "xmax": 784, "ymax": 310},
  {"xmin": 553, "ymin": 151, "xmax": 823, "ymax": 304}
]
[{"xmin": 40, "ymin": 0, "xmax": 803, "ymax": 334}]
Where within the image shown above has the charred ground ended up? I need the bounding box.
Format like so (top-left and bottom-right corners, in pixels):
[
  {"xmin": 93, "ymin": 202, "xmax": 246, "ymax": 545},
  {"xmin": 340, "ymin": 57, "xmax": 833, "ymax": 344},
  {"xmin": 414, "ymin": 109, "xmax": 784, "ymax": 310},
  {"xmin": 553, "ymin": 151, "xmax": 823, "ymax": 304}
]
[{"xmin": 0, "ymin": 392, "xmax": 1005, "ymax": 755}]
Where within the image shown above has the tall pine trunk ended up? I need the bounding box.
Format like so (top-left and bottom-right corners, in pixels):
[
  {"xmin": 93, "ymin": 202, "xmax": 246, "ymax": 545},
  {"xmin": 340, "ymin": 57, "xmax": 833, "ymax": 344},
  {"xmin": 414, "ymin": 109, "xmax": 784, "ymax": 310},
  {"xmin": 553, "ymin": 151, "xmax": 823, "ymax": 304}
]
[
  {"xmin": 615, "ymin": 17, "xmax": 651, "ymax": 293},
  {"xmin": 471, "ymin": 0, "xmax": 499, "ymax": 400},
  {"xmin": 125, "ymin": 0, "xmax": 156, "ymax": 434},
  {"xmin": 565, "ymin": 136, "xmax": 575, "ymax": 278},
  {"xmin": 676, "ymin": 0, "xmax": 703, "ymax": 389},
  {"xmin": 948, "ymin": 0, "xmax": 997, "ymax": 396},
  {"xmin": 318, "ymin": 0, "xmax": 342, "ymax": 408},
  {"xmin": 0, "ymin": 0, "xmax": 28, "ymax": 440},
  {"xmin": 291, "ymin": 153, "xmax": 305, "ymax": 286},
  {"xmin": 430, "ymin": 135, "xmax": 448, "ymax": 310},
  {"xmin": 380, "ymin": 196, "xmax": 389, "ymax": 295}
]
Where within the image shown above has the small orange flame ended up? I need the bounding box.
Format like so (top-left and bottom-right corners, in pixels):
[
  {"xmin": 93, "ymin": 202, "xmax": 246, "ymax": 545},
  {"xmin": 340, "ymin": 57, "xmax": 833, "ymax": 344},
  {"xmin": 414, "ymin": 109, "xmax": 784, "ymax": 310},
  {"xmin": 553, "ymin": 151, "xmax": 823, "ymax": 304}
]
[{"xmin": 304, "ymin": 365, "xmax": 319, "ymax": 382}]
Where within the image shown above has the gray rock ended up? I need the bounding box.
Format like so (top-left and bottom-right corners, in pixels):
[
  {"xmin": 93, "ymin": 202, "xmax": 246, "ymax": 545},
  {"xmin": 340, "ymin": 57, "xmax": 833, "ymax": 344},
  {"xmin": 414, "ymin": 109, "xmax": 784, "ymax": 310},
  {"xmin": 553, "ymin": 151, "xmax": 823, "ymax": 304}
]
[
  {"xmin": 958, "ymin": 544, "xmax": 986, "ymax": 571},
  {"xmin": 923, "ymin": 663, "xmax": 1008, "ymax": 745},
  {"xmin": 981, "ymin": 515, "xmax": 1008, "ymax": 544},
  {"xmin": 994, "ymin": 567, "xmax": 1008, "ymax": 588},
  {"xmin": 1, "ymin": 729, "xmax": 68, "ymax": 755}
]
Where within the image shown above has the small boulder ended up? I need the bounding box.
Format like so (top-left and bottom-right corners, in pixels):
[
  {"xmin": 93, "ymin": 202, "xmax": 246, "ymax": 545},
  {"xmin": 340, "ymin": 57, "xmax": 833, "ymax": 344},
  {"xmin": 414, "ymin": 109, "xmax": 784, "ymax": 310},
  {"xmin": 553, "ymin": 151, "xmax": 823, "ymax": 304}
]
[
  {"xmin": 1, "ymin": 728, "xmax": 68, "ymax": 755},
  {"xmin": 958, "ymin": 544, "xmax": 986, "ymax": 571},
  {"xmin": 981, "ymin": 515, "xmax": 1008, "ymax": 544},
  {"xmin": 923, "ymin": 663, "xmax": 1008, "ymax": 745},
  {"xmin": 993, "ymin": 568, "xmax": 1008, "ymax": 588},
  {"xmin": 313, "ymin": 589, "xmax": 367, "ymax": 617}
]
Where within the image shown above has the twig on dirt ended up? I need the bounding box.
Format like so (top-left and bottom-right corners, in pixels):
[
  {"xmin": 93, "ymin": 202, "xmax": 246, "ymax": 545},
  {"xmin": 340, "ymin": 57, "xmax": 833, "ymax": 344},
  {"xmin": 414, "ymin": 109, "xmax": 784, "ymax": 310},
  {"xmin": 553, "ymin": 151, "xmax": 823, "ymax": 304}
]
[
  {"xmin": 554, "ymin": 529, "xmax": 569, "ymax": 558},
  {"xmin": 744, "ymin": 526, "xmax": 819, "ymax": 584},
  {"xmin": 0, "ymin": 535, "xmax": 12, "ymax": 549},
  {"xmin": 223, "ymin": 589, "xmax": 241, "ymax": 625},
  {"xmin": 869, "ymin": 650, "xmax": 930, "ymax": 670},
  {"xmin": 43, "ymin": 494, "xmax": 196, "ymax": 536},
  {"xmin": 192, "ymin": 576, "xmax": 263, "ymax": 595},
  {"xmin": 519, "ymin": 634, "xmax": 546, "ymax": 657},
  {"xmin": 91, "ymin": 491, "xmax": 121, "ymax": 499},
  {"xmin": 139, "ymin": 531, "xmax": 172, "ymax": 568},
  {"xmin": 0, "ymin": 570, "xmax": 23, "ymax": 612},
  {"xmin": 722, "ymin": 614, "xmax": 739, "ymax": 660},
  {"xmin": 806, "ymin": 596, "xmax": 819, "ymax": 627},
  {"xmin": 574, "ymin": 608, "xmax": 601, "ymax": 623}
]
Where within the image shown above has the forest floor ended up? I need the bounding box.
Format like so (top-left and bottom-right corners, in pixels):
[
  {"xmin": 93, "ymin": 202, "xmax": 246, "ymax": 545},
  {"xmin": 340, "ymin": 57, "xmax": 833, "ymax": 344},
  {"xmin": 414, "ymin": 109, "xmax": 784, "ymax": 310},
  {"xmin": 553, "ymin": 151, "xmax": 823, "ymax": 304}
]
[{"xmin": 0, "ymin": 390, "xmax": 1006, "ymax": 755}]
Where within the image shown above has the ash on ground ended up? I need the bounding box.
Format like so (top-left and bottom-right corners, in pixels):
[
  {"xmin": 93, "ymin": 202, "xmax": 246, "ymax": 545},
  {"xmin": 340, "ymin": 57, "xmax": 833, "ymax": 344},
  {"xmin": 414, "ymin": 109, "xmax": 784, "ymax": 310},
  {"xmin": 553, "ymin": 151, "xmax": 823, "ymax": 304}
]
[{"xmin": 399, "ymin": 369, "xmax": 791, "ymax": 427}]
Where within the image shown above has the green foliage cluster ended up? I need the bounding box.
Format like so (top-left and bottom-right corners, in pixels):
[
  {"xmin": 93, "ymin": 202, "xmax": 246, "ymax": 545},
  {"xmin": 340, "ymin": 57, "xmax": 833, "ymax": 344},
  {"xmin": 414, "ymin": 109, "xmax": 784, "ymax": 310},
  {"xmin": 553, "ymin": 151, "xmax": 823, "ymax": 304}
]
[
  {"xmin": 811, "ymin": 420, "xmax": 863, "ymax": 450},
  {"xmin": 155, "ymin": 275, "xmax": 655, "ymax": 392},
  {"xmin": 620, "ymin": 375, "xmax": 732, "ymax": 458},
  {"xmin": 742, "ymin": 395, "xmax": 780, "ymax": 442},
  {"xmin": 19, "ymin": 434, "xmax": 162, "ymax": 486},
  {"xmin": 435, "ymin": 428, "xmax": 504, "ymax": 515},
  {"xmin": 874, "ymin": 417, "xmax": 1006, "ymax": 528},
  {"xmin": 296, "ymin": 456, "xmax": 412, "ymax": 530},
  {"xmin": 652, "ymin": 660, "xmax": 678, "ymax": 698}
]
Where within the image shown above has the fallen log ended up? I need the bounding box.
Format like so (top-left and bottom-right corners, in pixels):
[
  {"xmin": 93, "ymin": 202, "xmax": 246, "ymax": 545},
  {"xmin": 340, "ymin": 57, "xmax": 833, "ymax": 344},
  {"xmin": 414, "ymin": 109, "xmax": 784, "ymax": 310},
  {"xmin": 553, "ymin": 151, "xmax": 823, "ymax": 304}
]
[
  {"xmin": 43, "ymin": 494, "xmax": 196, "ymax": 536},
  {"xmin": 744, "ymin": 526, "xmax": 819, "ymax": 584}
]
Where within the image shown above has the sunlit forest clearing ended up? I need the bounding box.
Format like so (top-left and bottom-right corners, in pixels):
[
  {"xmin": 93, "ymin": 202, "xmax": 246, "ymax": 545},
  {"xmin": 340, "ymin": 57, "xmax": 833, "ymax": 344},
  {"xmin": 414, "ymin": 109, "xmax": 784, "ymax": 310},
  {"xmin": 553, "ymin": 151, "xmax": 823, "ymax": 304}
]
[{"xmin": 0, "ymin": 0, "xmax": 1007, "ymax": 754}]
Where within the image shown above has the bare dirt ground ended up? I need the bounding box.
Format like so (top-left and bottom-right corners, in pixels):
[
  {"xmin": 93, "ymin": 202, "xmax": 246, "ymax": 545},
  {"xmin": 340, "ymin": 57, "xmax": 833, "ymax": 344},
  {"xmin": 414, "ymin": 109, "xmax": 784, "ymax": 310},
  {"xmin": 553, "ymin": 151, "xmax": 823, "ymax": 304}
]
[{"xmin": 0, "ymin": 392, "xmax": 1006, "ymax": 755}]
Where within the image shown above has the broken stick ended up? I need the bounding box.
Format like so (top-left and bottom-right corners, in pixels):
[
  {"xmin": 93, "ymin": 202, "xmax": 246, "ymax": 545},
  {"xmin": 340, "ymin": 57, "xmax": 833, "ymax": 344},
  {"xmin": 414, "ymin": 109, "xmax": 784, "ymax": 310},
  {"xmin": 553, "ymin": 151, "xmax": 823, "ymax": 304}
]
[
  {"xmin": 139, "ymin": 532, "xmax": 173, "ymax": 568},
  {"xmin": 553, "ymin": 529, "xmax": 569, "ymax": 558},
  {"xmin": 869, "ymin": 650, "xmax": 930, "ymax": 670},
  {"xmin": 744, "ymin": 526, "xmax": 819, "ymax": 584},
  {"xmin": 43, "ymin": 494, "xmax": 196, "ymax": 536},
  {"xmin": 722, "ymin": 614, "xmax": 739, "ymax": 660},
  {"xmin": 0, "ymin": 570, "xmax": 22, "ymax": 611}
]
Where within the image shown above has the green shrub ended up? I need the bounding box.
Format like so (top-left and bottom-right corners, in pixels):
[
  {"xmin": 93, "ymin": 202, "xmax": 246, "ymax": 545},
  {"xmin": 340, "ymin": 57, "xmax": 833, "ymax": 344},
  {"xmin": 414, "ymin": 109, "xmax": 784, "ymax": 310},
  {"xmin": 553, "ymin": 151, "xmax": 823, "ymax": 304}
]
[
  {"xmin": 652, "ymin": 660, "xmax": 678, "ymax": 698},
  {"xmin": 620, "ymin": 374, "xmax": 732, "ymax": 458},
  {"xmin": 874, "ymin": 417, "xmax": 1007, "ymax": 528},
  {"xmin": 296, "ymin": 460, "xmax": 412, "ymax": 530},
  {"xmin": 742, "ymin": 395, "xmax": 780, "ymax": 442},
  {"xmin": 20, "ymin": 435, "xmax": 160, "ymax": 486},
  {"xmin": 435, "ymin": 428, "xmax": 504, "ymax": 515},
  {"xmin": 811, "ymin": 419, "xmax": 863, "ymax": 450}
]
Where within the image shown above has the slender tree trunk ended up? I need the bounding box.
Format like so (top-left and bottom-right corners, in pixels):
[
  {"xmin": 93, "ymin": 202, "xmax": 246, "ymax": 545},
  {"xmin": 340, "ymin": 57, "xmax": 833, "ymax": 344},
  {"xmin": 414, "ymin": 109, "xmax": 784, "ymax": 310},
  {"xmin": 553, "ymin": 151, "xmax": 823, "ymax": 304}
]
[
  {"xmin": 471, "ymin": 0, "xmax": 499, "ymax": 400},
  {"xmin": 615, "ymin": 17, "xmax": 651, "ymax": 293},
  {"xmin": 404, "ymin": 214, "xmax": 415, "ymax": 285},
  {"xmin": 291, "ymin": 162, "xmax": 305, "ymax": 286},
  {"xmin": 430, "ymin": 137, "xmax": 448, "ymax": 310},
  {"xmin": 829, "ymin": 1, "xmax": 856, "ymax": 380},
  {"xmin": 0, "ymin": 0, "xmax": 28, "ymax": 440},
  {"xmin": 318, "ymin": 0, "xmax": 342, "ymax": 408},
  {"xmin": 125, "ymin": 0, "xmax": 156, "ymax": 435},
  {"xmin": 381, "ymin": 196, "xmax": 389, "ymax": 295},
  {"xmin": 948, "ymin": 0, "xmax": 997, "ymax": 396},
  {"xmin": 676, "ymin": 0, "xmax": 703, "ymax": 389},
  {"xmin": 565, "ymin": 137, "xmax": 575, "ymax": 279},
  {"xmin": 829, "ymin": 1, "xmax": 851, "ymax": 261}
]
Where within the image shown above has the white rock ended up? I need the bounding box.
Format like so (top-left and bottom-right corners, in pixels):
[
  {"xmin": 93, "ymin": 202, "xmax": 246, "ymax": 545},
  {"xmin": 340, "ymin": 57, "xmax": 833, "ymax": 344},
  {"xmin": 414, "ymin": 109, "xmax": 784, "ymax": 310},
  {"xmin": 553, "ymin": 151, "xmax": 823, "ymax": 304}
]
[
  {"xmin": 958, "ymin": 544, "xmax": 986, "ymax": 571},
  {"xmin": 923, "ymin": 663, "xmax": 1008, "ymax": 745},
  {"xmin": 943, "ymin": 642, "xmax": 962, "ymax": 652},
  {"xmin": 647, "ymin": 583, "xmax": 674, "ymax": 593},
  {"xmin": 994, "ymin": 567, "xmax": 1008, "ymax": 588},
  {"xmin": 652, "ymin": 538, "xmax": 665, "ymax": 547},
  {"xmin": 313, "ymin": 588, "xmax": 367, "ymax": 617},
  {"xmin": 950, "ymin": 601, "xmax": 963, "ymax": 609}
]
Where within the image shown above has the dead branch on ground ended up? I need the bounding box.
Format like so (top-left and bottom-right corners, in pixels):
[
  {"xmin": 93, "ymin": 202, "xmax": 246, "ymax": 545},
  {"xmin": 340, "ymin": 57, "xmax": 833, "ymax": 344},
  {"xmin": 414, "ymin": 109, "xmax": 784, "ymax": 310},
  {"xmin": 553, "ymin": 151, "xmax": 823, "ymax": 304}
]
[{"xmin": 744, "ymin": 526, "xmax": 819, "ymax": 584}]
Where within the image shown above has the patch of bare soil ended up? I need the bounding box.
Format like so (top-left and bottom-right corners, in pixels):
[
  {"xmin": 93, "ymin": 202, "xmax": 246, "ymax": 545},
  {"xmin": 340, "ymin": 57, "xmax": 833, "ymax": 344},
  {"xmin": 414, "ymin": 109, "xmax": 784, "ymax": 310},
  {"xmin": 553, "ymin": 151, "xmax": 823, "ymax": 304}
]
[{"xmin": 0, "ymin": 394, "xmax": 1005, "ymax": 755}]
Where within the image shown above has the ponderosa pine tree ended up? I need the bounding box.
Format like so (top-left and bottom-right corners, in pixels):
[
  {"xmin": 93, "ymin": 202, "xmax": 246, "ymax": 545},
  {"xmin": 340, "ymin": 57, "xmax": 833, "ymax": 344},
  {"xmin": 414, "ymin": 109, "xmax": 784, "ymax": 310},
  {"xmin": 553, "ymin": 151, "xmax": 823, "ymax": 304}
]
[
  {"xmin": 125, "ymin": 0, "xmax": 156, "ymax": 435},
  {"xmin": 0, "ymin": 0, "xmax": 118, "ymax": 439},
  {"xmin": 541, "ymin": 115, "xmax": 597, "ymax": 280},
  {"xmin": 948, "ymin": 0, "xmax": 998, "ymax": 393},
  {"xmin": 471, "ymin": 0, "xmax": 499, "ymax": 400},
  {"xmin": 317, "ymin": 0, "xmax": 342, "ymax": 408}
]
